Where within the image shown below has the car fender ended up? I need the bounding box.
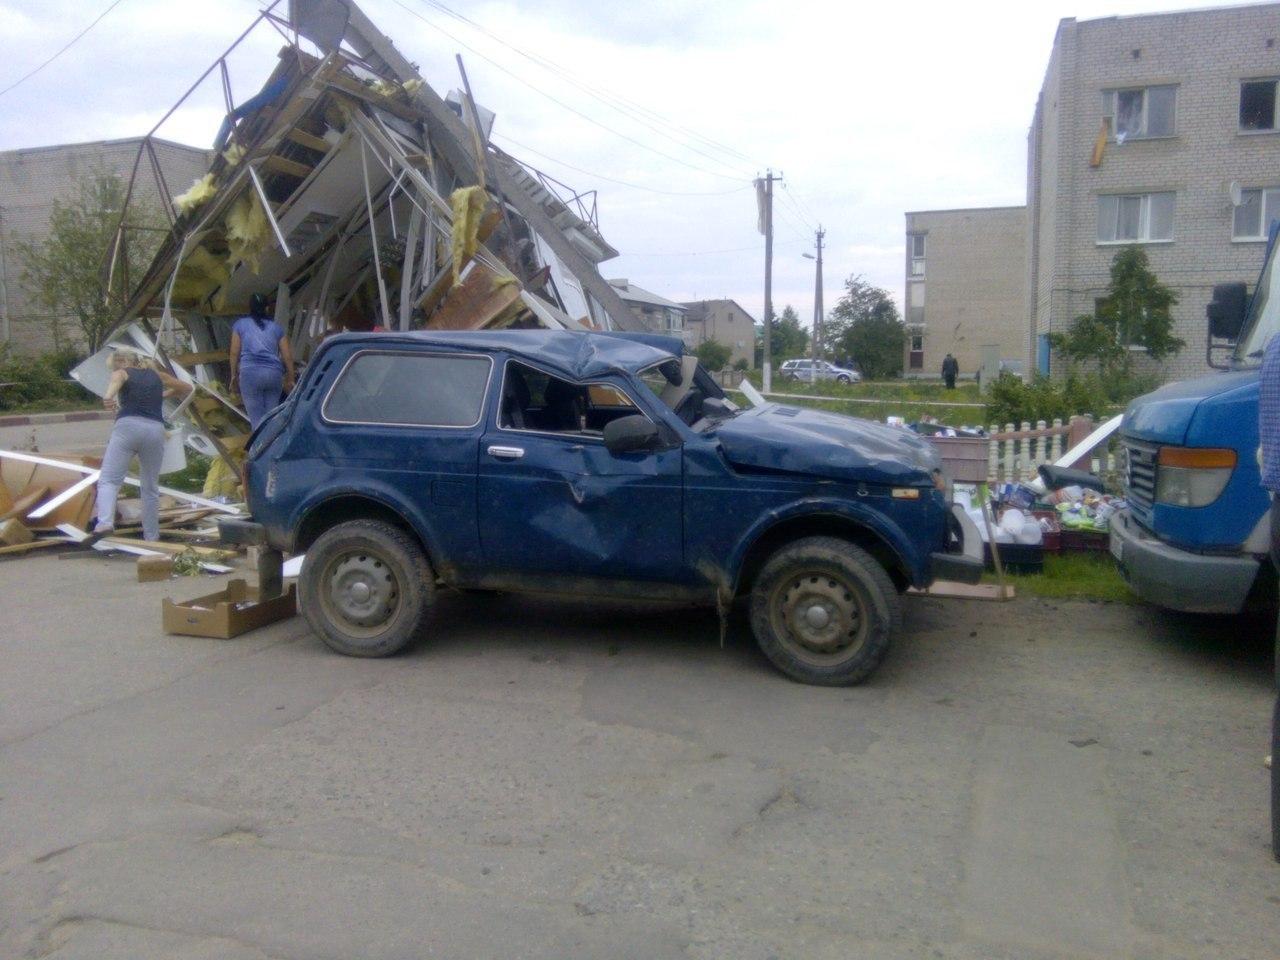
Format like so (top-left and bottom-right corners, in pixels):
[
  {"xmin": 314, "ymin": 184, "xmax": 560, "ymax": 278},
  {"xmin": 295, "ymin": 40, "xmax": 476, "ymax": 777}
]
[
  {"xmin": 288, "ymin": 480, "xmax": 449, "ymax": 574},
  {"xmin": 724, "ymin": 496, "xmax": 925, "ymax": 593}
]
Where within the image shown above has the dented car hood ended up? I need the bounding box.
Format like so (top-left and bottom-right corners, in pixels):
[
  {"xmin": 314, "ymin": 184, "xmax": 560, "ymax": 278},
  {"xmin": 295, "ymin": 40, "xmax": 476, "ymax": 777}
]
[{"xmin": 713, "ymin": 404, "xmax": 941, "ymax": 485}]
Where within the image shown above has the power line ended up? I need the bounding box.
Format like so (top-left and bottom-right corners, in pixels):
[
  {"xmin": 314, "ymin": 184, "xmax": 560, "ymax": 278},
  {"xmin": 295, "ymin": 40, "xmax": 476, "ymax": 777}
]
[
  {"xmin": 620, "ymin": 238, "xmax": 806, "ymax": 258},
  {"xmin": 493, "ymin": 133, "xmax": 751, "ymax": 197},
  {"xmin": 388, "ymin": 0, "xmax": 748, "ymax": 182},
  {"xmin": 0, "ymin": 0, "xmax": 129, "ymax": 98},
  {"xmin": 416, "ymin": 0, "xmax": 758, "ymax": 170}
]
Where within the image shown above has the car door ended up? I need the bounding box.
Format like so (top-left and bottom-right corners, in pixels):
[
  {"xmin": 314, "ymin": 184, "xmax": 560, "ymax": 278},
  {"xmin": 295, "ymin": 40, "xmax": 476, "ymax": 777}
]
[
  {"xmin": 477, "ymin": 359, "xmax": 684, "ymax": 582},
  {"xmin": 317, "ymin": 348, "xmax": 490, "ymax": 569}
]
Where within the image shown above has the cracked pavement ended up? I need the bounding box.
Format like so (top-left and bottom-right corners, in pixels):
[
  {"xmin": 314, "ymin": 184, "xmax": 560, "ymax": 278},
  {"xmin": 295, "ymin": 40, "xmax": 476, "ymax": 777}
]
[{"xmin": 2, "ymin": 552, "xmax": 1278, "ymax": 958}]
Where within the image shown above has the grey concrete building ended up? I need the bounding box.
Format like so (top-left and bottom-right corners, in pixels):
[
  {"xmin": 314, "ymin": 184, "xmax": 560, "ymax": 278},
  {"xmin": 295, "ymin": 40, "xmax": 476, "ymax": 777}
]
[
  {"xmin": 0, "ymin": 137, "xmax": 211, "ymax": 354},
  {"xmin": 1027, "ymin": 3, "xmax": 1280, "ymax": 380},
  {"xmin": 903, "ymin": 206, "xmax": 1028, "ymax": 379},
  {"xmin": 680, "ymin": 298, "xmax": 756, "ymax": 370},
  {"xmin": 607, "ymin": 278, "xmax": 686, "ymax": 334}
]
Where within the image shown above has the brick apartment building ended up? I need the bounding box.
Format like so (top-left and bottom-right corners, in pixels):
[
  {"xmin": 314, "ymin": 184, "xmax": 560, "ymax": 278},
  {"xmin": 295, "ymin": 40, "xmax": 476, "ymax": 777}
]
[
  {"xmin": 903, "ymin": 206, "xmax": 1028, "ymax": 379},
  {"xmin": 680, "ymin": 298, "xmax": 756, "ymax": 370},
  {"xmin": 0, "ymin": 137, "xmax": 210, "ymax": 354},
  {"xmin": 1027, "ymin": 2, "xmax": 1280, "ymax": 380}
]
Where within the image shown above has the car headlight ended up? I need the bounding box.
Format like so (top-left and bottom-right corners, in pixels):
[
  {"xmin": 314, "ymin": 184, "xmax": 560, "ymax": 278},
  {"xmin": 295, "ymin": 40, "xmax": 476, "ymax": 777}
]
[{"xmin": 1155, "ymin": 446, "xmax": 1235, "ymax": 507}]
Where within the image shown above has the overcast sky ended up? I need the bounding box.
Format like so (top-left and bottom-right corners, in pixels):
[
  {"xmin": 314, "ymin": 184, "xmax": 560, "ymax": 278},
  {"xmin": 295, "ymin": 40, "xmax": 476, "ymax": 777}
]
[{"xmin": 0, "ymin": 0, "xmax": 1260, "ymax": 326}]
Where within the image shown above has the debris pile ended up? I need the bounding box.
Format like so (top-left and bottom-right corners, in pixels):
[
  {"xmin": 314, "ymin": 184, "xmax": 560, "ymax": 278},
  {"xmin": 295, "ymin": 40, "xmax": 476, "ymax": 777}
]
[{"xmin": 86, "ymin": 0, "xmax": 644, "ymax": 482}]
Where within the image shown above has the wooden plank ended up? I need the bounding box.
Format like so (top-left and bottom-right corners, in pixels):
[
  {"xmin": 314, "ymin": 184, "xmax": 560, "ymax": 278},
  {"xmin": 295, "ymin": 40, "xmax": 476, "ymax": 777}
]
[
  {"xmin": 426, "ymin": 264, "xmax": 522, "ymax": 331},
  {"xmin": 100, "ymin": 536, "xmax": 236, "ymax": 560},
  {"xmin": 285, "ymin": 127, "xmax": 331, "ymax": 153},
  {"xmin": 0, "ymin": 538, "xmax": 69, "ymax": 558},
  {"xmin": 908, "ymin": 581, "xmax": 1016, "ymax": 601},
  {"xmin": 170, "ymin": 349, "xmax": 229, "ymax": 366},
  {"xmin": 324, "ymin": 74, "xmax": 421, "ymax": 122},
  {"xmin": 0, "ymin": 517, "xmax": 34, "ymax": 546},
  {"xmin": 262, "ymin": 154, "xmax": 315, "ymax": 180}
]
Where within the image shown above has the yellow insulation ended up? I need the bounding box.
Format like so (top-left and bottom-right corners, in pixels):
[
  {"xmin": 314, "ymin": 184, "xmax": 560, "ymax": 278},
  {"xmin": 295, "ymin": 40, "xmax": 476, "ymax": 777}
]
[
  {"xmin": 171, "ymin": 245, "xmax": 230, "ymax": 308},
  {"xmin": 173, "ymin": 173, "xmax": 217, "ymax": 216},
  {"xmin": 225, "ymin": 190, "xmax": 272, "ymax": 274},
  {"xmin": 449, "ymin": 185, "xmax": 487, "ymax": 285},
  {"xmin": 221, "ymin": 142, "xmax": 246, "ymax": 167}
]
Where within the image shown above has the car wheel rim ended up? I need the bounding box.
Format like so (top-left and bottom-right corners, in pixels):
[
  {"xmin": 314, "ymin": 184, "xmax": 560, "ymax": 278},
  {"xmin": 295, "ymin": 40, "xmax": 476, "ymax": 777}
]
[
  {"xmin": 320, "ymin": 549, "xmax": 401, "ymax": 636},
  {"xmin": 770, "ymin": 569, "xmax": 868, "ymax": 665}
]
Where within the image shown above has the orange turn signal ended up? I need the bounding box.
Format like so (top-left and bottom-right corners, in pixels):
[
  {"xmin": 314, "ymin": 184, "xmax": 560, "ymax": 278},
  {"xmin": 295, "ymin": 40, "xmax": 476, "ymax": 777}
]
[{"xmin": 1157, "ymin": 446, "xmax": 1237, "ymax": 469}]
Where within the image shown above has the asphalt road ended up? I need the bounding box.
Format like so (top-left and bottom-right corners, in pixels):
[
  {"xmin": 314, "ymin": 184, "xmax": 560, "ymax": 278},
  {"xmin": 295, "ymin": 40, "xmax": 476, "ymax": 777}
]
[
  {"xmin": 1, "ymin": 552, "xmax": 1277, "ymax": 959},
  {"xmin": 0, "ymin": 417, "xmax": 114, "ymax": 458}
]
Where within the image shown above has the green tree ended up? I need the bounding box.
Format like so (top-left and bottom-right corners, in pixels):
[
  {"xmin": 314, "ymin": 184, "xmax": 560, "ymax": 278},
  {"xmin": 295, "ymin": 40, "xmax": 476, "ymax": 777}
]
[
  {"xmin": 14, "ymin": 172, "xmax": 163, "ymax": 352},
  {"xmin": 692, "ymin": 339, "xmax": 732, "ymax": 372},
  {"xmin": 1049, "ymin": 247, "xmax": 1183, "ymax": 377},
  {"xmin": 824, "ymin": 274, "xmax": 905, "ymax": 380},
  {"xmin": 754, "ymin": 304, "xmax": 809, "ymax": 365}
]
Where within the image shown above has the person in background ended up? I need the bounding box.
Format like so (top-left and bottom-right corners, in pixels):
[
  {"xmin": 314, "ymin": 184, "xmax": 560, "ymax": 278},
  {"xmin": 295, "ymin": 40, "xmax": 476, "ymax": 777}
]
[
  {"xmin": 94, "ymin": 351, "xmax": 193, "ymax": 541},
  {"xmin": 1259, "ymin": 329, "xmax": 1280, "ymax": 861},
  {"xmin": 230, "ymin": 292, "xmax": 295, "ymax": 428},
  {"xmin": 941, "ymin": 353, "xmax": 959, "ymax": 390}
]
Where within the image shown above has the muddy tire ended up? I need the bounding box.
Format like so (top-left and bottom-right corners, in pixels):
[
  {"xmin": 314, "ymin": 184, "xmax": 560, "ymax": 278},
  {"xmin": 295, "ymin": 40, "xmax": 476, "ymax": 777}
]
[
  {"xmin": 749, "ymin": 536, "xmax": 901, "ymax": 686},
  {"xmin": 299, "ymin": 519, "xmax": 434, "ymax": 658}
]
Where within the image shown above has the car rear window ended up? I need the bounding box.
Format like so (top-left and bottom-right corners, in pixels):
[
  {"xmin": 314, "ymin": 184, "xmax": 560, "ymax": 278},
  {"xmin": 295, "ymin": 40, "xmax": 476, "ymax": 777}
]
[{"xmin": 323, "ymin": 351, "xmax": 491, "ymax": 427}]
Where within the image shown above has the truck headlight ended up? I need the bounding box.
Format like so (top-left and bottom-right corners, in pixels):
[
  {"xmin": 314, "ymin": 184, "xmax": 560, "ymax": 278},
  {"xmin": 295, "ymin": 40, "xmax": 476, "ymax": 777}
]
[{"xmin": 1155, "ymin": 447, "xmax": 1235, "ymax": 507}]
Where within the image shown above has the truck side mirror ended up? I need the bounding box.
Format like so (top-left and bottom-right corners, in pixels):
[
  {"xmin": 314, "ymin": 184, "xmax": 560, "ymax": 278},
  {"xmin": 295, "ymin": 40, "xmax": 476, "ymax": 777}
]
[
  {"xmin": 1207, "ymin": 282, "xmax": 1248, "ymax": 341},
  {"xmin": 604, "ymin": 415, "xmax": 661, "ymax": 454}
]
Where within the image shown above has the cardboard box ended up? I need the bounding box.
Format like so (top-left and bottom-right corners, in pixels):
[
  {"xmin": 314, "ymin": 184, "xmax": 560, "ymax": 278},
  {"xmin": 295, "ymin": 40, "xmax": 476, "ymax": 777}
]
[{"xmin": 162, "ymin": 579, "xmax": 297, "ymax": 639}]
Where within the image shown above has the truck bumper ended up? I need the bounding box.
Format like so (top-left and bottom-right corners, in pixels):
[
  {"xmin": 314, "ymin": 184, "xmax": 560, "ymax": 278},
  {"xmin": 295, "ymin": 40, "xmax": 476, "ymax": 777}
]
[{"xmin": 1109, "ymin": 509, "xmax": 1259, "ymax": 614}]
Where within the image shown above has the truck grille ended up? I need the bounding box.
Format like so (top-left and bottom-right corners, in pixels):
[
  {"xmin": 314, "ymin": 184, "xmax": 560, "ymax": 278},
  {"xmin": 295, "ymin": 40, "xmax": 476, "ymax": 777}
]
[{"xmin": 1123, "ymin": 439, "xmax": 1158, "ymax": 527}]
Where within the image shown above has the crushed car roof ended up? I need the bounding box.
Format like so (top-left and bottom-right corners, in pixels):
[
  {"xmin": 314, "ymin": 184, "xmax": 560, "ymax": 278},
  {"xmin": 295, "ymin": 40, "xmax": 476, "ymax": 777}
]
[{"xmin": 318, "ymin": 329, "xmax": 683, "ymax": 380}]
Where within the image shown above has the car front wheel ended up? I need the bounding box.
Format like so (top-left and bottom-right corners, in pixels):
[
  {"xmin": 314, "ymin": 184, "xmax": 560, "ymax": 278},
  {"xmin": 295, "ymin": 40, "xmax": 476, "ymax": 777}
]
[
  {"xmin": 837, "ymin": 374, "xmax": 851, "ymax": 383},
  {"xmin": 749, "ymin": 536, "xmax": 901, "ymax": 685},
  {"xmin": 299, "ymin": 518, "xmax": 435, "ymax": 658}
]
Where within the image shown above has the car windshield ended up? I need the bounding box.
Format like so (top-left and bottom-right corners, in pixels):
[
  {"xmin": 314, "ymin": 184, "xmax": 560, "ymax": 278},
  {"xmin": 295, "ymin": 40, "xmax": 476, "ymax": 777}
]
[
  {"xmin": 637, "ymin": 359, "xmax": 738, "ymax": 431},
  {"xmin": 1236, "ymin": 238, "xmax": 1280, "ymax": 362}
]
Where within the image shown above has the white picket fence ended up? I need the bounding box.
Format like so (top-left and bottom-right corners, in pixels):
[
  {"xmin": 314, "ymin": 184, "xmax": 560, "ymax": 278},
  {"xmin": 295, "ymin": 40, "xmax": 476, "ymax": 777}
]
[{"xmin": 987, "ymin": 417, "xmax": 1121, "ymax": 484}]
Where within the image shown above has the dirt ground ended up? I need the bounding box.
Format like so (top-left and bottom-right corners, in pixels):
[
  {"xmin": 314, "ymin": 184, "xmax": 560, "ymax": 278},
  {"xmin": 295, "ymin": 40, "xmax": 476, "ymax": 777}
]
[{"xmin": 1, "ymin": 551, "xmax": 1277, "ymax": 959}]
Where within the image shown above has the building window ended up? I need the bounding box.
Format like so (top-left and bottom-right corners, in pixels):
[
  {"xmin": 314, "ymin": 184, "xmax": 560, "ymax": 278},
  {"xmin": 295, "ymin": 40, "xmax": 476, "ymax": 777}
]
[
  {"xmin": 1234, "ymin": 187, "xmax": 1280, "ymax": 239},
  {"xmin": 1097, "ymin": 192, "xmax": 1174, "ymax": 243},
  {"xmin": 1102, "ymin": 85, "xmax": 1176, "ymax": 140},
  {"xmin": 908, "ymin": 334, "xmax": 924, "ymax": 370},
  {"xmin": 1240, "ymin": 79, "xmax": 1278, "ymax": 132},
  {"xmin": 909, "ymin": 233, "xmax": 925, "ymax": 276},
  {"xmin": 907, "ymin": 280, "xmax": 925, "ymax": 326}
]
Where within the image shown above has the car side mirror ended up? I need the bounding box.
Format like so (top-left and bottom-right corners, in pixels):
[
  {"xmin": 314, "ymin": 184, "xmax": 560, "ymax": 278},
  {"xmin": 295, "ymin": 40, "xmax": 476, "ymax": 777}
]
[
  {"xmin": 1207, "ymin": 282, "xmax": 1248, "ymax": 341},
  {"xmin": 604, "ymin": 415, "xmax": 660, "ymax": 454}
]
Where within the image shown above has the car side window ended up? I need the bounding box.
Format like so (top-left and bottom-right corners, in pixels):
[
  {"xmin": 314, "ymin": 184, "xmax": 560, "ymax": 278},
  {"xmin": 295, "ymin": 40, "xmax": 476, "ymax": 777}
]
[
  {"xmin": 323, "ymin": 351, "xmax": 491, "ymax": 427},
  {"xmin": 499, "ymin": 360, "xmax": 637, "ymax": 436}
]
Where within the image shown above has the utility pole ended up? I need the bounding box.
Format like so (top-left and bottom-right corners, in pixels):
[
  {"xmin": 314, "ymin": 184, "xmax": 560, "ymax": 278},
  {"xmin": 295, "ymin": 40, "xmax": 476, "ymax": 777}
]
[
  {"xmin": 758, "ymin": 170, "xmax": 782, "ymax": 392},
  {"xmin": 810, "ymin": 225, "xmax": 825, "ymax": 360}
]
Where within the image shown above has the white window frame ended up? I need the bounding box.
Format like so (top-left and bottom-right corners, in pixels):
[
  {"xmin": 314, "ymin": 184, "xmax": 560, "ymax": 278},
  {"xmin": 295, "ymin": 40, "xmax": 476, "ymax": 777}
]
[
  {"xmin": 1097, "ymin": 192, "xmax": 1175, "ymax": 244},
  {"xmin": 1233, "ymin": 187, "xmax": 1280, "ymax": 241},
  {"xmin": 909, "ymin": 233, "xmax": 926, "ymax": 276},
  {"xmin": 1102, "ymin": 85, "xmax": 1177, "ymax": 141},
  {"xmin": 1239, "ymin": 78, "xmax": 1280, "ymax": 134}
]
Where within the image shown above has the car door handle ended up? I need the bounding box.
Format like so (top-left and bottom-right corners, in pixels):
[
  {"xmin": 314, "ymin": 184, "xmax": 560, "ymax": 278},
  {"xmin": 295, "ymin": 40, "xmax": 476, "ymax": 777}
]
[{"xmin": 487, "ymin": 445, "xmax": 525, "ymax": 460}]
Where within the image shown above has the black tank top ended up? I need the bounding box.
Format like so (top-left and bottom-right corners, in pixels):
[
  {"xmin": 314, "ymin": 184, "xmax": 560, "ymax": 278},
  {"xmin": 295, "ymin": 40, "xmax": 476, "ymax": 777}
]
[{"xmin": 117, "ymin": 368, "xmax": 164, "ymax": 423}]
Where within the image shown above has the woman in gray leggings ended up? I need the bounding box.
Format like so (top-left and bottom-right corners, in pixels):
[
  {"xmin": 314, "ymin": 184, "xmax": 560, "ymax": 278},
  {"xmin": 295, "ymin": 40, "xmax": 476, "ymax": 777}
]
[{"xmin": 93, "ymin": 352, "xmax": 193, "ymax": 541}]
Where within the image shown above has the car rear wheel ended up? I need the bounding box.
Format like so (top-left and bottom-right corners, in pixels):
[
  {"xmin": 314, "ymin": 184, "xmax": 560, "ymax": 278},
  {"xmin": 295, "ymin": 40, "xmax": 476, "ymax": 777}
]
[
  {"xmin": 749, "ymin": 536, "xmax": 901, "ymax": 685},
  {"xmin": 299, "ymin": 519, "xmax": 435, "ymax": 658},
  {"xmin": 837, "ymin": 374, "xmax": 851, "ymax": 383}
]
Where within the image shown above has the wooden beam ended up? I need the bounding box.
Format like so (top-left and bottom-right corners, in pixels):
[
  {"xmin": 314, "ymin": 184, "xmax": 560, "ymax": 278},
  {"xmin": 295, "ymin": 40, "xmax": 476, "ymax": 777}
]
[
  {"xmin": 262, "ymin": 154, "xmax": 315, "ymax": 180},
  {"xmin": 426, "ymin": 264, "xmax": 522, "ymax": 331},
  {"xmin": 285, "ymin": 127, "xmax": 332, "ymax": 153}
]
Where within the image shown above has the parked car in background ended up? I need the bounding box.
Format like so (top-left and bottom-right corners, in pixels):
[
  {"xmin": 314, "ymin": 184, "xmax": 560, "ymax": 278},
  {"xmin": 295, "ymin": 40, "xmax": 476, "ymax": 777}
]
[
  {"xmin": 779, "ymin": 359, "xmax": 861, "ymax": 384},
  {"xmin": 225, "ymin": 330, "xmax": 980, "ymax": 686}
]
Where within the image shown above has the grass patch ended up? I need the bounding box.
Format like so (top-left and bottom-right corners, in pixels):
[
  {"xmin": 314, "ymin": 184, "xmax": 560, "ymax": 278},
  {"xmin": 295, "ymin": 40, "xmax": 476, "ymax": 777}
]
[
  {"xmin": 730, "ymin": 373, "xmax": 987, "ymax": 427},
  {"xmin": 4, "ymin": 396, "xmax": 101, "ymax": 415},
  {"xmin": 985, "ymin": 551, "xmax": 1135, "ymax": 603}
]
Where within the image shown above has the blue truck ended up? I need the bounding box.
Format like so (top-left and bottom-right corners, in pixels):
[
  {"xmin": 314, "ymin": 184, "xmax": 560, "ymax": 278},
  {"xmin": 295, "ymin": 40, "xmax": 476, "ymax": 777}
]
[
  {"xmin": 222, "ymin": 329, "xmax": 982, "ymax": 685},
  {"xmin": 1110, "ymin": 224, "xmax": 1279, "ymax": 613}
]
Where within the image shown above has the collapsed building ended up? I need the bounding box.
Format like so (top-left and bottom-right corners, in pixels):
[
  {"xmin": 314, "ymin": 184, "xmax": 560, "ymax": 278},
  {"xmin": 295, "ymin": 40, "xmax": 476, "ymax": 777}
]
[{"xmin": 83, "ymin": 0, "xmax": 649, "ymax": 474}]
